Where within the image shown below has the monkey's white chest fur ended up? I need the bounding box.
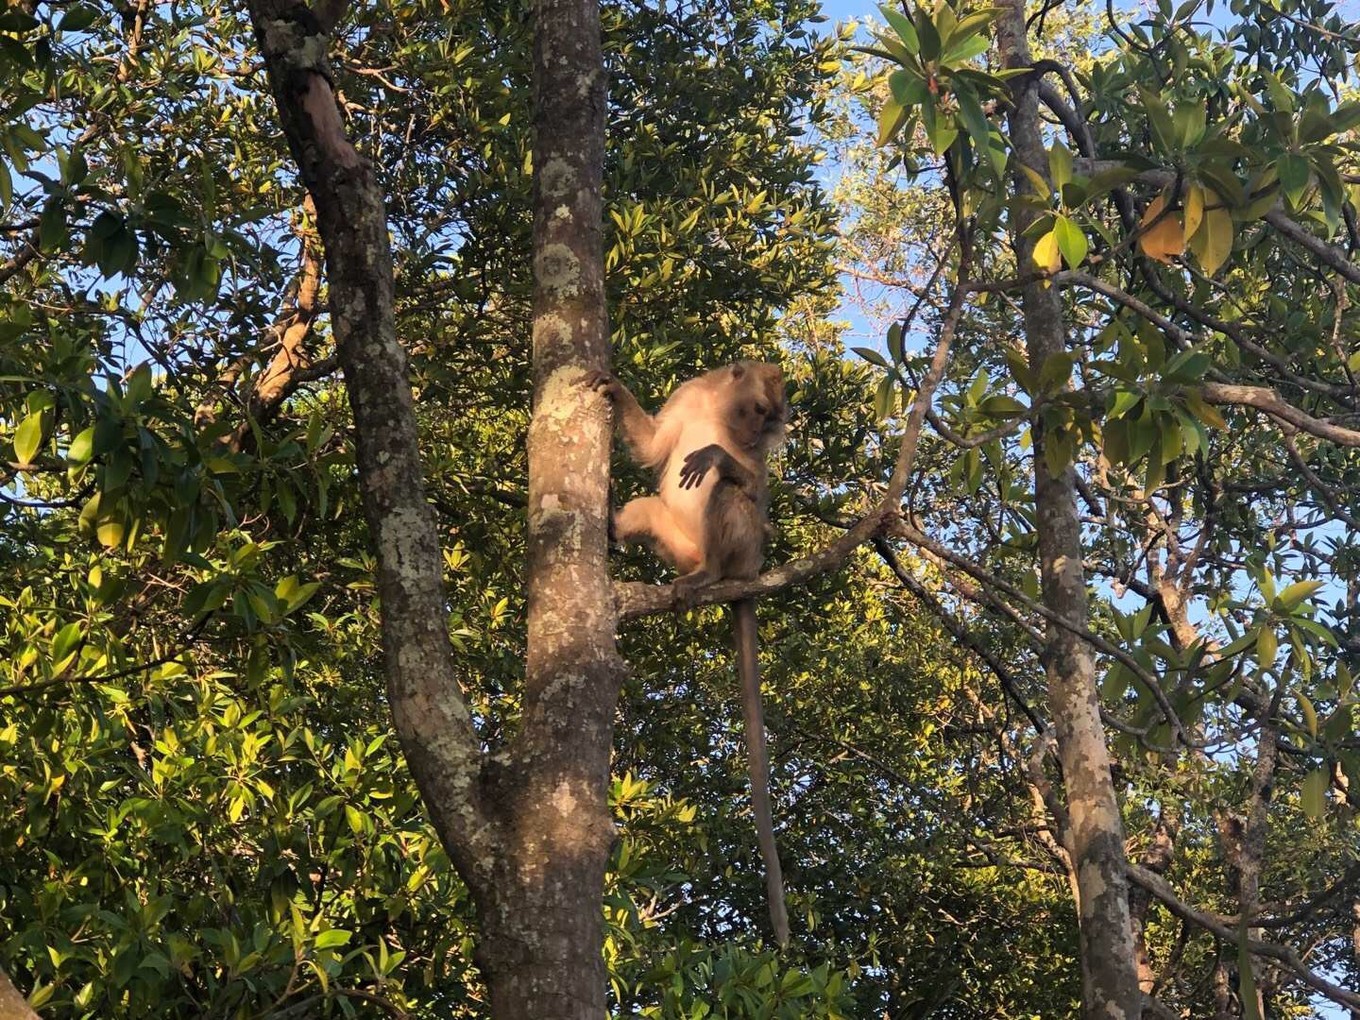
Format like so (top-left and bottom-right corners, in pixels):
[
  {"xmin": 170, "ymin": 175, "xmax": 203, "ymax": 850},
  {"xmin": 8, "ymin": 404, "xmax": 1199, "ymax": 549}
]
[{"xmin": 658, "ymin": 420, "xmax": 732, "ymax": 543}]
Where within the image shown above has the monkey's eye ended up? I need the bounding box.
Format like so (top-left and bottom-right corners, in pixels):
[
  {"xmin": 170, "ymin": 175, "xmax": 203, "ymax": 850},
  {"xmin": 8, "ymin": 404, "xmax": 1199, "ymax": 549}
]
[{"xmin": 754, "ymin": 402, "xmax": 769, "ymax": 416}]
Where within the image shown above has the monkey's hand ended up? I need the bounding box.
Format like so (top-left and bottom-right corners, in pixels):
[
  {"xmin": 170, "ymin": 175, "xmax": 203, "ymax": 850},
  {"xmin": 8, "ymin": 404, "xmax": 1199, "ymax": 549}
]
[
  {"xmin": 678, "ymin": 444, "xmax": 726, "ymax": 490},
  {"xmin": 583, "ymin": 370, "xmax": 624, "ymax": 401}
]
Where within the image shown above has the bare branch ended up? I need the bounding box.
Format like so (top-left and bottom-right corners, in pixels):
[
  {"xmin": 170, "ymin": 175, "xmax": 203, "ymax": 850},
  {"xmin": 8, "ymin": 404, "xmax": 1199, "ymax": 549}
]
[
  {"xmin": 1127, "ymin": 865, "xmax": 1360, "ymax": 1011},
  {"xmin": 1202, "ymin": 382, "xmax": 1360, "ymax": 447}
]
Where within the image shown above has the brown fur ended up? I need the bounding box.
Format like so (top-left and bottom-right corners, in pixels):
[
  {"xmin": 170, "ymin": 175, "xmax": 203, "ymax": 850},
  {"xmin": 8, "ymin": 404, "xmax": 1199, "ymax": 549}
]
[{"xmin": 588, "ymin": 361, "xmax": 792, "ymax": 946}]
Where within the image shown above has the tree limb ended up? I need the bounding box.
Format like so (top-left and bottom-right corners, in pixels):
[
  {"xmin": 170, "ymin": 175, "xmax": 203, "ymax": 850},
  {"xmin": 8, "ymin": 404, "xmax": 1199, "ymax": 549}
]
[
  {"xmin": 1201, "ymin": 382, "xmax": 1360, "ymax": 446},
  {"xmin": 1127, "ymin": 865, "xmax": 1360, "ymax": 1011}
]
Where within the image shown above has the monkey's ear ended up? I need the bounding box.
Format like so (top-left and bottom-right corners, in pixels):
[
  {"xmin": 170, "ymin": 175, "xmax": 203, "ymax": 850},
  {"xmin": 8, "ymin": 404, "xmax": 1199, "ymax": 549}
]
[{"xmin": 730, "ymin": 363, "xmax": 747, "ymax": 380}]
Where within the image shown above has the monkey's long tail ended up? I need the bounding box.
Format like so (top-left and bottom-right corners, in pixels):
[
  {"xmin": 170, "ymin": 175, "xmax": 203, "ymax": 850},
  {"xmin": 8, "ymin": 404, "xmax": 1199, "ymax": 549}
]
[{"xmin": 733, "ymin": 597, "xmax": 790, "ymax": 947}]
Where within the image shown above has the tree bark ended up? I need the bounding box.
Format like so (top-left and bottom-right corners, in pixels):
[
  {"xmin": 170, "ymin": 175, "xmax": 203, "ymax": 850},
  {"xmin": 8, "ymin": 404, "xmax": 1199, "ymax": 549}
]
[
  {"xmin": 1217, "ymin": 715, "xmax": 1279, "ymax": 1018},
  {"xmin": 245, "ymin": 1, "xmax": 621, "ymax": 1015},
  {"xmin": 1351, "ymin": 898, "xmax": 1359, "ymax": 1020},
  {"xmin": 1130, "ymin": 808, "xmax": 1178, "ymax": 996},
  {"xmin": 994, "ymin": 2, "xmax": 1141, "ymax": 1015},
  {"xmin": 0, "ymin": 969, "xmax": 38, "ymax": 1020},
  {"xmin": 474, "ymin": 0, "xmax": 622, "ymax": 1013}
]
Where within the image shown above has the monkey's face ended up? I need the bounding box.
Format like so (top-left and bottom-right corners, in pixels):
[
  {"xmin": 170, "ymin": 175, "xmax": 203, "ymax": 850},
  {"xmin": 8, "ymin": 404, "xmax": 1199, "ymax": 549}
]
[{"xmin": 727, "ymin": 362, "xmax": 788, "ymax": 453}]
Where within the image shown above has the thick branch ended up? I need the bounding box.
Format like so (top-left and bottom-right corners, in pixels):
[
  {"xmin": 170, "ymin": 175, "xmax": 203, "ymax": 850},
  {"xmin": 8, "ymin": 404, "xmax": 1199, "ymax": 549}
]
[
  {"xmin": 1000, "ymin": 7, "xmax": 1141, "ymax": 1013},
  {"xmin": 1201, "ymin": 382, "xmax": 1360, "ymax": 446},
  {"xmin": 244, "ymin": 0, "xmax": 491, "ymax": 881},
  {"xmin": 1128, "ymin": 866, "xmax": 1360, "ymax": 1011}
]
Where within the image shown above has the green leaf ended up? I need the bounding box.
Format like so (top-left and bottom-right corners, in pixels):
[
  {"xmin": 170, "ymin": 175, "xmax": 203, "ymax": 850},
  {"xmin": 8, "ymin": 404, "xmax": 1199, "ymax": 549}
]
[
  {"xmin": 1182, "ymin": 389, "xmax": 1227, "ymax": 429},
  {"xmin": 68, "ymin": 426, "xmax": 95, "ymax": 464},
  {"xmin": 315, "ymin": 929, "xmax": 353, "ymax": 951},
  {"xmin": 941, "ymin": 32, "xmax": 988, "ymax": 65},
  {"xmin": 1187, "ymin": 202, "xmax": 1233, "ymax": 277},
  {"xmin": 1172, "ymin": 101, "xmax": 1206, "ymax": 147},
  {"xmin": 873, "ymin": 375, "xmax": 897, "ymax": 421},
  {"xmin": 1038, "ymin": 351, "xmax": 1073, "ymax": 393},
  {"xmin": 51, "ymin": 621, "xmax": 83, "ymax": 663},
  {"xmin": 1016, "ymin": 162, "xmax": 1051, "ymax": 199},
  {"xmin": 1297, "ymin": 692, "xmax": 1318, "ymax": 738},
  {"xmin": 888, "ymin": 69, "xmax": 929, "ymax": 108},
  {"xmin": 1004, "ymin": 346, "xmax": 1036, "ymax": 395},
  {"xmin": 852, "ymin": 346, "xmax": 889, "ymax": 369},
  {"xmin": 97, "ymin": 518, "xmax": 126, "ymax": 549},
  {"xmin": 1276, "ymin": 153, "xmax": 1311, "ymax": 206},
  {"xmin": 38, "ymin": 200, "xmax": 67, "ymax": 252},
  {"xmin": 1042, "ymin": 428, "xmax": 1073, "ymax": 478},
  {"xmin": 1276, "ymin": 579, "xmax": 1324, "ymax": 612},
  {"xmin": 1263, "ymin": 70, "xmax": 1294, "ymax": 114},
  {"xmin": 13, "ymin": 409, "xmax": 44, "ymax": 465},
  {"xmin": 59, "ymin": 4, "xmax": 100, "ymax": 31},
  {"xmin": 979, "ymin": 394, "xmax": 1026, "ymax": 417},
  {"xmin": 878, "ymin": 5, "xmax": 920, "ymax": 54},
  {"xmin": 914, "ymin": 7, "xmax": 940, "ymax": 61},
  {"xmin": 1108, "ymin": 390, "xmax": 1142, "ymax": 421},
  {"xmin": 886, "ymin": 322, "xmax": 905, "ymax": 365},
  {"xmin": 1052, "ymin": 215, "xmax": 1087, "ymax": 269},
  {"xmin": 1300, "ymin": 767, "xmax": 1328, "ymax": 820},
  {"xmin": 876, "ymin": 97, "xmax": 909, "ymax": 147},
  {"xmin": 1138, "ymin": 89, "xmax": 1177, "ymax": 153},
  {"xmin": 1255, "ymin": 626, "xmax": 1278, "ymax": 668},
  {"xmin": 1047, "ymin": 141, "xmax": 1073, "ymax": 193},
  {"xmin": 344, "ymin": 803, "xmax": 365, "ymax": 835},
  {"xmin": 921, "ymin": 100, "xmax": 958, "ymax": 156},
  {"xmin": 954, "ymin": 86, "xmax": 991, "ymax": 156},
  {"xmin": 1162, "ymin": 349, "xmax": 1209, "ymax": 384}
]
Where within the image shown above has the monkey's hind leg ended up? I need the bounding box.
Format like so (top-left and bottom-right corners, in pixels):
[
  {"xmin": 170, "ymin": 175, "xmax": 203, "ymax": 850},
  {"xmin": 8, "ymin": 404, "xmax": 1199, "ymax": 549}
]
[{"xmin": 614, "ymin": 497, "xmax": 702, "ymax": 575}]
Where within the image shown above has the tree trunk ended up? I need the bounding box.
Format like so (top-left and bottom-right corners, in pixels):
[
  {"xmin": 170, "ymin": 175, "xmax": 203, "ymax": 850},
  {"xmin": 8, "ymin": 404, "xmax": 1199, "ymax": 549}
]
[
  {"xmin": 1130, "ymin": 808, "xmax": 1178, "ymax": 996},
  {"xmin": 994, "ymin": 3, "xmax": 1141, "ymax": 1015},
  {"xmin": 246, "ymin": 1, "xmax": 621, "ymax": 1015},
  {"xmin": 1217, "ymin": 716, "xmax": 1279, "ymax": 1018},
  {"xmin": 473, "ymin": 0, "xmax": 623, "ymax": 1011},
  {"xmin": 0, "ymin": 969, "xmax": 38, "ymax": 1020}
]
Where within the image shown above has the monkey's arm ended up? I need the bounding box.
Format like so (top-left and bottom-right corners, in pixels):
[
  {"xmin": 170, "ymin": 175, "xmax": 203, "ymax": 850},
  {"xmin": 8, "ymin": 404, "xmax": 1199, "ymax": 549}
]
[
  {"xmin": 586, "ymin": 371, "xmax": 660, "ymax": 464},
  {"xmin": 677, "ymin": 443, "xmax": 758, "ymax": 493}
]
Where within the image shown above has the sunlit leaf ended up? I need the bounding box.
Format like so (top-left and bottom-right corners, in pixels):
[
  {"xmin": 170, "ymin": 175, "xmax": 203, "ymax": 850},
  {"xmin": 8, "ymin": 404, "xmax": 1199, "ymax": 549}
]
[{"xmin": 1137, "ymin": 195, "xmax": 1184, "ymax": 262}]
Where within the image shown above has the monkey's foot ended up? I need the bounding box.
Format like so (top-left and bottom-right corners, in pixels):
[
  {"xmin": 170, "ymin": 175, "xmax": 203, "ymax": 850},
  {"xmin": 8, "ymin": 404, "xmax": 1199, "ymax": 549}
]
[{"xmin": 671, "ymin": 569, "xmax": 714, "ymax": 611}]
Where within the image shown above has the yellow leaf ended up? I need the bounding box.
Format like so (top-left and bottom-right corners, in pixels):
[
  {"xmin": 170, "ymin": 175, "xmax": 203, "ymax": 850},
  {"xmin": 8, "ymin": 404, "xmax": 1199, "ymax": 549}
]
[
  {"xmin": 96, "ymin": 518, "xmax": 125, "ymax": 549},
  {"xmin": 1137, "ymin": 194, "xmax": 1184, "ymax": 263},
  {"xmin": 1032, "ymin": 229, "xmax": 1062, "ymax": 273},
  {"xmin": 1183, "ymin": 389, "xmax": 1228, "ymax": 430},
  {"xmin": 1182, "ymin": 184, "xmax": 1205, "ymax": 241},
  {"xmin": 1189, "ymin": 197, "xmax": 1233, "ymax": 277}
]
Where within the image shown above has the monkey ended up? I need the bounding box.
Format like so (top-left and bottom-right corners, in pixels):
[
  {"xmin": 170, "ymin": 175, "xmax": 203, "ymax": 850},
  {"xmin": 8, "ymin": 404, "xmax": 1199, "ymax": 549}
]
[{"xmin": 587, "ymin": 361, "xmax": 791, "ymax": 947}]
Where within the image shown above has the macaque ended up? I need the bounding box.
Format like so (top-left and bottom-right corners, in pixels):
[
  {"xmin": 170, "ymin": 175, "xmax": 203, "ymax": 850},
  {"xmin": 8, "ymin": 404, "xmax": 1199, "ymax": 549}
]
[{"xmin": 588, "ymin": 361, "xmax": 791, "ymax": 947}]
